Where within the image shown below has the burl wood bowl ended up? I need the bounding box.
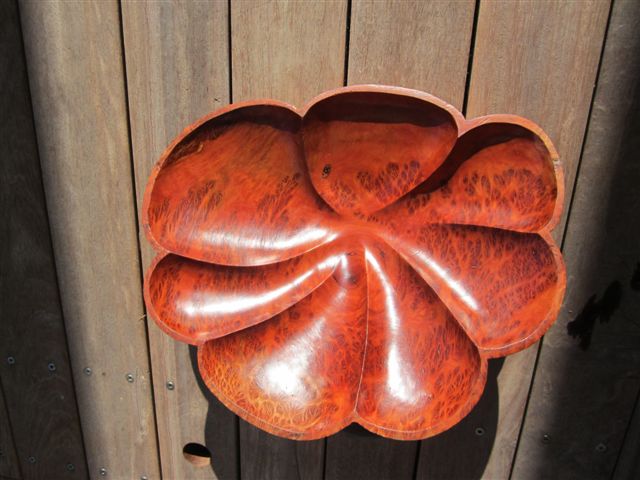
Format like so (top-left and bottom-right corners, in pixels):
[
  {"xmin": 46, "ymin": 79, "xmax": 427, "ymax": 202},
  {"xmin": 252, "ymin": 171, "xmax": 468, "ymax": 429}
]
[{"xmin": 143, "ymin": 85, "xmax": 566, "ymax": 440}]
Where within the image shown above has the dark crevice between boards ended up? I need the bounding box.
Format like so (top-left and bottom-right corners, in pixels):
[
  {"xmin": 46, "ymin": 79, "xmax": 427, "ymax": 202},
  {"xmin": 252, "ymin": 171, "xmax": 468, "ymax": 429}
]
[
  {"xmin": 461, "ymin": 0, "xmax": 481, "ymax": 117},
  {"xmin": 227, "ymin": 0, "xmax": 233, "ymax": 104},
  {"xmin": 342, "ymin": 0, "xmax": 352, "ymax": 87}
]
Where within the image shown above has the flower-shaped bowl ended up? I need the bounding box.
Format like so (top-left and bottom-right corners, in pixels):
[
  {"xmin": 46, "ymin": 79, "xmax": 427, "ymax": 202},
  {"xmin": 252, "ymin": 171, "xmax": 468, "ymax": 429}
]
[{"xmin": 143, "ymin": 85, "xmax": 566, "ymax": 440}]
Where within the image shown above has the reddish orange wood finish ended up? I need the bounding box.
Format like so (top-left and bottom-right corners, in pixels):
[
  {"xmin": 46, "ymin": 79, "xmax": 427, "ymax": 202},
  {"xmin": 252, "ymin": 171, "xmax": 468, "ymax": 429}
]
[{"xmin": 142, "ymin": 85, "xmax": 566, "ymax": 440}]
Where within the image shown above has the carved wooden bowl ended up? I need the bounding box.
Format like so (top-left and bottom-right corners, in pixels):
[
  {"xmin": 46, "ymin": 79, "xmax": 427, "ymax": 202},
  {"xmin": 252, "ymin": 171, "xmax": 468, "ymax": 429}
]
[{"xmin": 143, "ymin": 85, "xmax": 566, "ymax": 440}]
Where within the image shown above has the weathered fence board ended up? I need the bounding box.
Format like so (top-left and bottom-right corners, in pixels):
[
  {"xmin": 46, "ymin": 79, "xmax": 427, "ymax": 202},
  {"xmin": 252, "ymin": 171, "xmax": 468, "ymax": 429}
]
[
  {"xmin": 0, "ymin": 1, "xmax": 86, "ymax": 478},
  {"xmin": 121, "ymin": 1, "xmax": 235, "ymax": 478},
  {"xmin": 513, "ymin": 0, "xmax": 640, "ymax": 477},
  {"xmin": 19, "ymin": 1, "xmax": 159, "ymax": 478},
  {"xmin": 464, "ymin": 1, "xmax": 611, "ymax": 477},
  {"xmin": 324, "ymin": 1, "xmax": 476, "ymax": 479},
  {"xmin": 348, "ymin": 0, "xmax": 475, "ymax": 106},
  {"xmin": 231, "ymin": 0, "xmax": 347, "ymax": 107},
  {"xmin": 230, "ymin": 1, "xmax": 347, "ymax": 478}
]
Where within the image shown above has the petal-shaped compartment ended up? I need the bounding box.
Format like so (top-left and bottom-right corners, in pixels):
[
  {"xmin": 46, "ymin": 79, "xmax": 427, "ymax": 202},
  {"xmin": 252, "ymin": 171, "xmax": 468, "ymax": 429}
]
[
  {"xmin": 145, "ymin": 242, "xmax": 347, "ymax": 345},
  {"xmin": 374, "ymin": 121, "xmax": 560, "ymax": 232},
  {"xmin": 197, "ymin": 247, "xmax": 367, "ymax": 439},
  {"xmin": 302, "ymin": 90, "xmax": 458, "ymax": 217},
  {"xmin": 145, "ymin": 104, "xmax": 340, "ymax": 266},
  {"xmin": 355, "ymin": 240, "xmax": 486, "ymax": 440},
  {"xmin": 383, "ymin": 225, "xmax": 565, "ymax": 357}
]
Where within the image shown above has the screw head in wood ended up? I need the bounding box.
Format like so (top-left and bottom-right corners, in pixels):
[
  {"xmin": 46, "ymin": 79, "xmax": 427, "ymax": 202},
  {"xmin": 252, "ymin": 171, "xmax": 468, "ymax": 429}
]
[
  {"xmin": 166, "ymin": 381, "xmax": 175, "ymax": 390},
  {"xmin": 99, "ymin": 467, "xmax": 107, "ymax": 476},
  {"xmin": 595, "ymin": 442, "xmax": 607, "ymax": 453},
  {"xmin": 48, "ymin": 362, "xmax": 56, "ymax": 372},
  {"xmin": 474, "ymin": 427, "xmax": 485, "ymax": 436},
  {"xmin": 7, "ymin": 356, "xmax": 15, "ymax": 365},
  {"xmin": 27, "ymin": 456, "xmax": 36, "ymax": 464},
  {"xmin": 126, "ymin": 373, "xmax": 135, "ymax": 383},
  {"xmin": 84, "ymin": 367, "xmax": 92, "ymax": 375},
  {"xmin": 140, "ymin": 476, "xmax": 148, "ymax": 480},
  {"xmin": 66, "ymin": 463, "xmax": 75, "ymax": 471},
  {"xmin": 542, "ymin": 434, "xmax": 551, "ymax": 444}
]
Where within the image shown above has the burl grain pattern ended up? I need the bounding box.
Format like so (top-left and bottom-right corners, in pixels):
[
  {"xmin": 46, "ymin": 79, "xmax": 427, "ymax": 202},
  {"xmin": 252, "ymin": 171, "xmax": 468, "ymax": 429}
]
[
  {"xmin": 303, "ymin": 92, "xmax": 458, "ymax": 216},
  {"xmin": 143, "ymin": 85, "xmax": 566, "ymax": 440},
  {"xmin": 146, "ymin": 105, "xmax": 340, "ymax": 266}
]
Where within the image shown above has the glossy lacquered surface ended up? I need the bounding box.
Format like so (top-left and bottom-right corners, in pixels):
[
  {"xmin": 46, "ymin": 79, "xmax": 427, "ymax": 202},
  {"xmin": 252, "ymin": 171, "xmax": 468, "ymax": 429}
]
[{"xmin": 143, "ymin": 85, "xmax": 566, "ymax": 440}]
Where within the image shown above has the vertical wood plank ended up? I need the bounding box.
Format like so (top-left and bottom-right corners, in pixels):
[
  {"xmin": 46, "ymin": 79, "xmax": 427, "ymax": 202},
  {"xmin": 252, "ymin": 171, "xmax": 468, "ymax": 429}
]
[
  {"xmin": 121, "ymin": 1, "xmax": 236, "ymax": 479},
  {"xmin": 325, "ymin": 1, "xmax": 475, "ymax": 479},
  {"xmin": 0, "ymin": 384, "xmax": 20, "ymax": 479},
  {"xmin": 19, "ymin": 1, "xmax": 160, "ymax": 478},
  {"xmin": 463, "ymin": 1, "xmax": 610, "ymax": 478},
  {"xmin": 513, "ymin": 0, "xmax": 640, "ymax": 478},
  {"xmin": 230, "ymin": 1, "xmax": 347, "ymax": 478},
  {"xmin": 1, "ymin": 0, "xmax": 86, "ymax": 478},
  {"xmin": 348, "ymin": 0, "xmax": 475, "ymax": 105},
  {"xmin": 232, "ymin": 0, "xmax": 347, "ymax": 107}
]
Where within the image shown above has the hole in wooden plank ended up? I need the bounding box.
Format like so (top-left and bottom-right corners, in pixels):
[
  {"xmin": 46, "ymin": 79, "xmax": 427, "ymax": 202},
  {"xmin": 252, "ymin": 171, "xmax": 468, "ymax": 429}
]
[{"xmin": 183, "ymin": 442, "xmax": 211, "ymax": 467}]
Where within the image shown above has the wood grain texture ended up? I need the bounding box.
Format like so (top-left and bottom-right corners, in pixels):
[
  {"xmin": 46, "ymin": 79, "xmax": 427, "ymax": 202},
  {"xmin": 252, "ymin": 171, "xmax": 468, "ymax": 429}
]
[
  {"xmin": 120, "ymin": 1, "xmax": 236, "ymax": 478},
  {"xmin": 231, "ymin": 0, "xmax": 347, "ymax": 107},
  {"xmin": 455, "ymin": 2, "xmax": 611, "ymax": 477},
  {"xmin": 0, "ymin": 384, "xmax": 20, "ymax": 480},
  {"xmin": 333, "ymin": 1, "xmax": 475, "ymax": 477},
  {"xmin": 512, "ymin": 0, "xmax": 640, "ymax": 478},
  {"xmin": 1, "ymin": 1, "xmax": 86, "ymax": 478},
  {"xmin": 19, "ymin": 1, "xmax": 159, "ymax": 478},
  {"xmin": 348, "ymin": 0, "xmax": 475, "ymax": 106},
  {"xmin": 229, "ymin": 1, "xmax": 346, "ymax": 476}
]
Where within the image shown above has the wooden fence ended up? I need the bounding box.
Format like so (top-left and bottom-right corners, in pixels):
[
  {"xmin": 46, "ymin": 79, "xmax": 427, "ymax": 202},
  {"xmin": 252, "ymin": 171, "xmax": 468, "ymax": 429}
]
[{"xmin": 1, "ymin": 0, "xmax": 639, "ymax": 479}]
